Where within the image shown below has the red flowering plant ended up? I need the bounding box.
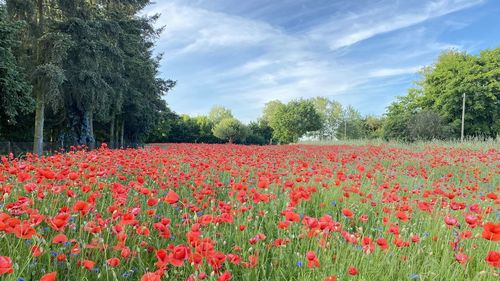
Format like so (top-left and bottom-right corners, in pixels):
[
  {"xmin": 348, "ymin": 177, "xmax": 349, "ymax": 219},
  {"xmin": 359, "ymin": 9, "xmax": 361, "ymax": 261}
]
[{"xmin": 0, "ymin": 143, "xmax": 497, "ymax": 280}]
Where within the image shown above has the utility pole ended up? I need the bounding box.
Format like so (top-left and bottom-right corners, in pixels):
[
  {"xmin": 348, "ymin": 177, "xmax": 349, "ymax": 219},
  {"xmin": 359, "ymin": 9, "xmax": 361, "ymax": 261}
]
[
  {"xmin": 344, "ymin": 118, "xmax": 347, "ymax": 140},
  {"xmin": 461, "ymin": 92, "xmax": 465, "ymax": 142}
]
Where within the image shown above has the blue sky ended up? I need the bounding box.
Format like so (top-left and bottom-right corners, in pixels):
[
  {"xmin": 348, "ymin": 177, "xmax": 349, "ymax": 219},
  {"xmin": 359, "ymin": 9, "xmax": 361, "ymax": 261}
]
[{"xmin": 145, "ymin": 0, "xmax": 500, "ymax": 123}]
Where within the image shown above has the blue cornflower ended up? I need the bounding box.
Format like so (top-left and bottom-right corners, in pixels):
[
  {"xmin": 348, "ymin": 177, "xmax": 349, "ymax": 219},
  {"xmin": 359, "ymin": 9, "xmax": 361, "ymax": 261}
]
[
  {"xmin": 409, "ymin": 273, "xmax": 420, "ymax": 280},
  {"xmin": 170, "ymin": 235, "xmax": 176, "ymax": 240},
  {"xmin": 17, "ymin": 278, "xmax": 26, "ymax": 281},
  {"xmin": 122, "ymin": 272, "xmax": 131, "ymax": 278},
  {"xmin": 297, "ymin": 261, "xmax": 303, "ymax": 267},
  {"xmin": 92, "ymin": 267, "xmax": 100, "ymax": 273},
  {"xmin": 50, "ymin": 251, "xmax": 59, "ymax": 257},
  {"xmin": 331, "ymin": 201, "xmax": 337, "ymax": 206}
]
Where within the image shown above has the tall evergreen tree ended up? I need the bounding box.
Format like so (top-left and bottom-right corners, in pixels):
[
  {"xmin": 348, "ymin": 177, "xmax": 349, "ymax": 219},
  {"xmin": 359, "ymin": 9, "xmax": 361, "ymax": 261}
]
[
  {"xmin": 0, "ymin": 3, "xmax": 33, "ymax": 138},
  {"xmin": 6, "ymin": 0, "xmax": 71, "ymax": 155}
]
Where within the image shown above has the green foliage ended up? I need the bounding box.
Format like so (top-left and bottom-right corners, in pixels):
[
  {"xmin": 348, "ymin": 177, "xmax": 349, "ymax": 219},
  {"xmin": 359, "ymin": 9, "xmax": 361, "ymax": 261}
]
[
  {"xmin": 270, "ymin": 99, "xmax": 322, "ymax": 144},
  {"xmin": 0, "ymin": 4, "xmax": 33, "ymax": 135},
  {"xmin": 193, "ymin": 115, "xmax": 219, "ymax": 143},
  {"xmin": 383, "ymin": 48, "xmax": 499, "ymax": 141},
  {"xmin": 208, "ymin": 105, "xmax": 233, "ymax": 126},
  {"xmin": 308, "ymin": 97, "xmax": 344, "ymax": 140},
  {"xmin": 246, "ymin": 119, "xmax": 273, "ymax": 145},
  {"xmin": 262, "ymin": 100, "xmax": 284, "ymax": 125},
  {"xmin": 407, "ymin": 110, "xmax": 451, "ymax": 141},
  {"xmin": 336, "ymin": 105, "xmax": 365, "ymax": 140},
  {"xmin": 212, "ymin": 117, "xmax": 248, "ymax": 143},
  {"xmin": 383, "ymin": 90, "xmax": 423, "ymax": 141},
  {"xmin": 1, "ymin": 0, "xmax": 175, "ymax": 149},
  {"xmin": 362, "ymin": 115, "xmax": 384, "ymax": 139}
]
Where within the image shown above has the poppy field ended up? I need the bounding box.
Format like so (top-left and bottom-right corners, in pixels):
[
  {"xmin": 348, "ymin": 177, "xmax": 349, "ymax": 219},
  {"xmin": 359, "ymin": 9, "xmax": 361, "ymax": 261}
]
[{"xmin": 0, "ymin": 143, "xmax": 499, "ymax": 281}]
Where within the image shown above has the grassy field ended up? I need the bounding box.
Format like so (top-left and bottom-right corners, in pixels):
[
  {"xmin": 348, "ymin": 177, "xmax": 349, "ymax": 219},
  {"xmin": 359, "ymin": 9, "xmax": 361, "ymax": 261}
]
[{"xmin": 0, "ymin": 143, "xmax": 498, "ymax": 280}]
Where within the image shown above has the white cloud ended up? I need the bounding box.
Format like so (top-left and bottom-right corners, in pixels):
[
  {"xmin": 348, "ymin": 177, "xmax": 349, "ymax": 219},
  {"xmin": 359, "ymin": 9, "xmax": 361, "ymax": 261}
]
[
  {"xmin": 145, "ymin": 0, "xmax": 484, "ymax": 121},
  {"xmin": 149, "ymin": 2, "xmax": 284, "ymax": 55},
  {"xmin": 308, "ymin": 0, "xmax": 484, "ymax": 50},
  {"xmin": 369, "ymin": 66, "xmax": 423, "ymax": 78}
]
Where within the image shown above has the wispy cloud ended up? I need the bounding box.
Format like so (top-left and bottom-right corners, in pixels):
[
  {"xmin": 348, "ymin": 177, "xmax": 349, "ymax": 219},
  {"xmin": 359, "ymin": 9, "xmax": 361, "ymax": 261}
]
[
  {"xmin": 369, "ymin": 66, "xmax": 424, "ymax": 78},
  {"xmin": 144, "ymin": 0, "xmax": 491, "ymax": 122},
  {"xmin": 151, "ymin": 2, "xmax": 286, "ymax": 55},
  {"xmin": 308, "ymin": 0, "xmax": 484, "ymax": 50}
]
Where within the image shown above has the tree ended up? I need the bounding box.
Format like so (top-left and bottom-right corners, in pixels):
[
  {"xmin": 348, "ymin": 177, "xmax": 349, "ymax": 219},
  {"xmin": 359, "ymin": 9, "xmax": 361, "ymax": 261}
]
[
  {"xmin": 208, "ymin": 106, "xmax": 233, "ymax": 126},
  {"xmin": 247, "ymin": 119, "xmax": 273, "ymax": 145},
  {"xmin": 1, "ymin": 0, "xmax": 174, "ymax": 152},
  {"xmin": 419, "ymin": 49, "xmax": 499, "ymax": 138},
  {"xmin": 308, "ymin": 97, "xmax": 343, "ymax": 140},
  {"xmin": 407, "ymin": 110, "xmax": 450, "ymax": 141},
  {"xmin": 270, "ymin": 99, "xmax": 322, "ymax": 144},
  {"xmin": 337, "ymin": 105, "xmax": 365, "ymax": 140},
  {"xmin": 362, "ymin": 115, "xmax": 384, "ymax": 139},
  {"xmin": 193, "ymin": 115, "xmax": 219, "ymax": 143},
  {"xmin": 262, "ymin": 100, "xmax": 284, "ymax": 124},
  {"xmin": 0, "ymin": 4, "xmax": 33, "ymax": 138},
  {"xmin": 383, "ymin": 89, "xmax": 422, "ymax": 141},
  {"xmin": 6, "ymin": 0, "xmax": 72, "ymax": 155},
  {"xmin": 144, "ymin": 108, "xmax": 176, "ymax": 143},
  {"xmin": 212, "ymin": 117, "xmax": 248, "ymax": 143}
]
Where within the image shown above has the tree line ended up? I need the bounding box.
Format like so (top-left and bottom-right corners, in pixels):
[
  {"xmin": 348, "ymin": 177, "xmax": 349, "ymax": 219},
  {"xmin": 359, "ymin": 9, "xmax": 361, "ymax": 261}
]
[
  {"xmin": 146, "ymin": 99, "xmax": 383, "ymax": 145},
  {"xmin": 384, "ymin": 48, "xmax": 499, "ymax": 141},
  {"xmin": 1, "ymin": 1, "xmax": 498, "ymax": 150},
  {"xmin": 0, "ymin": 0, "xmax": 174, "ymax": 154},
  {"xmin": 148, "ymin": 48, "xmax": 498, "ymax": 145}
]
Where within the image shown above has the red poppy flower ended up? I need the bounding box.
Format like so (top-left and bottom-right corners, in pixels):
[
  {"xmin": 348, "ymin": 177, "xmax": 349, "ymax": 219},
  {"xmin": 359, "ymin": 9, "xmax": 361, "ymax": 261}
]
[
  {"xmin": 141, "ymin": 272, "xmax": 161, "ymax": 281},
  {"xmin": 169, "ymin": 244, "xmax": 190, "ymax": 267},
  {"xmin": 455, "ymin": 252, "xmax": 468, "ymax": 264},
  {"xmin": 13, "ymin": 222, "xmax": 36, "ymax": 239},
  {"xmin": 106, "ymin": 258, "xmax": 121, "ymax": 267},
  {"xmin": 218, "ymin": 271, "xmax": 232, "ymax": 281},
  {"xmin": 40, "ymin": 271, "xmax": 57, "ymax": 281},
  {"xmin": 165, "ymin": 190, "xmax": 179, "ymax": 205},
  {"xmin": 482, "ymin": 222, "xmax": 500, "ymax": 241},
  {"xmin": 395, "ymin": 211, "xmax": 409, "ymax": 222},
  {"xmin": 485, "ymin": 251, "xmax": 500, "ymax": 267},
  {"xmin": 342, "ymin": 208, "xmax": 353, "ymax": 218},
  {"xmin": 52, "ymin": 233, "xmax": 68, "ymax": 244},
  {"xmin": 81, "ymin": 259, "xmax": 95, "ymax": 270},
  {"xmin": 348, "ymin": 266, "xmax": 358, "ymax": 275},
  {"xmin": 0, "ymin": 256, "xmax": 13, "ymax": 275}
]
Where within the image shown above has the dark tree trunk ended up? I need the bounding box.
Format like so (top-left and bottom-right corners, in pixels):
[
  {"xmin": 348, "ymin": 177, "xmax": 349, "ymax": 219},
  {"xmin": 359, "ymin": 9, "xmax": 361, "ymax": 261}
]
[
  {"xmin": 33, "ymin": 0, "xmax": 45, "ymax": 156},
  {"xmin": 120, "ymin": 119, "xmax": 124, "ymax": 148},
  {"xmin": 78, "ymin": 110, "xmax": 95, "ymax": 149},
  {"xmin": 89, "ymin": 111, "xmax": 95, "ymax": 149},
  {"xmin": 109, "ymin": 114, "xmax": 115, "ymax": 149},
  {"xmin": 33, "ymin": 90, "xmax": 45, "ymax": 156}
]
